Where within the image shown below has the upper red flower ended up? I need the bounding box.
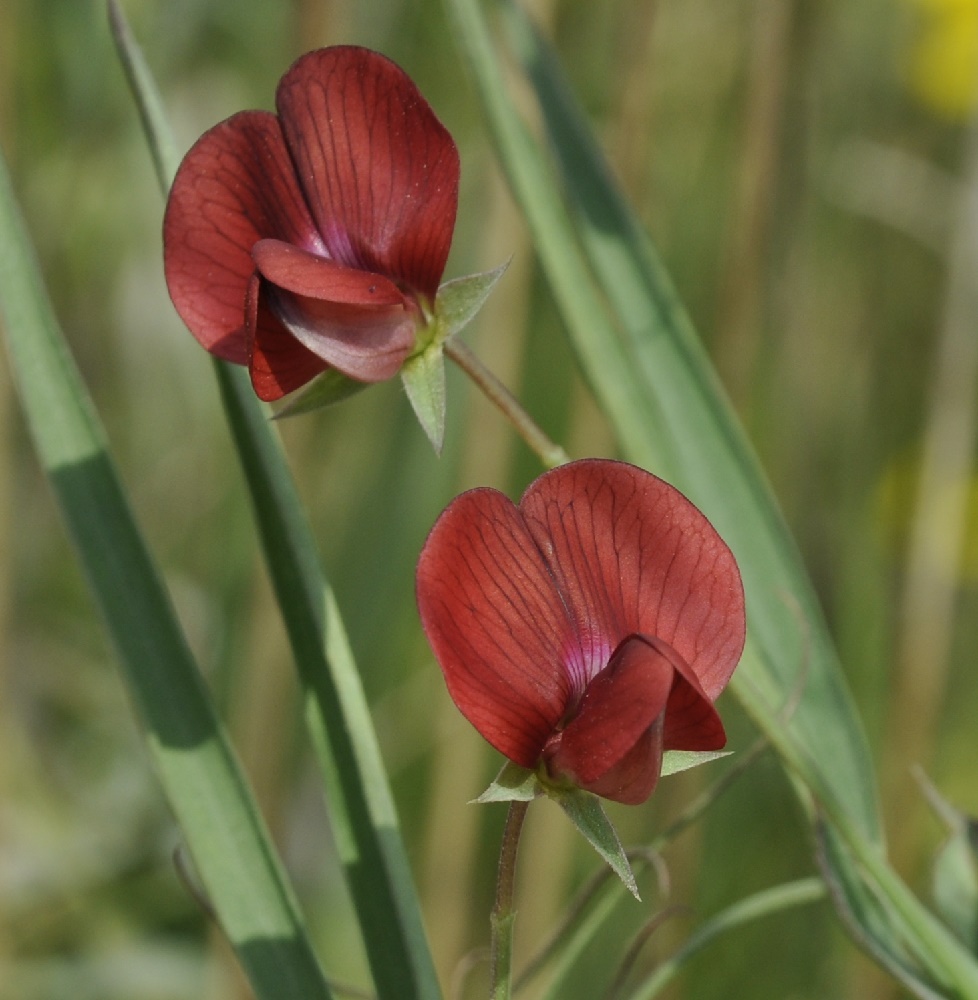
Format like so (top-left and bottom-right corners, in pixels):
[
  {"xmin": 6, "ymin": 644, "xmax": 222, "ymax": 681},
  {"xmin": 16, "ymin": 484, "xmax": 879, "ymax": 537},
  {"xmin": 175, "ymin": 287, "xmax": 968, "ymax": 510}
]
[
  {"xmin": 416, "ymin": 460, "xmax": 746, "ymax": 805},
  {"xmin": 163, "ymin": 46, "xmax": 459, "ymax": 401}
]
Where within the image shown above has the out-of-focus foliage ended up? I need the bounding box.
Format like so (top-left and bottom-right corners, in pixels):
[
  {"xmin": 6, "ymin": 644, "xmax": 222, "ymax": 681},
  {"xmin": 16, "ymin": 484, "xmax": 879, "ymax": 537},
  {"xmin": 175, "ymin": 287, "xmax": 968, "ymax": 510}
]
[{"xmin": 1, "ymin": 0, "xmax": 976, "ymax": 998}]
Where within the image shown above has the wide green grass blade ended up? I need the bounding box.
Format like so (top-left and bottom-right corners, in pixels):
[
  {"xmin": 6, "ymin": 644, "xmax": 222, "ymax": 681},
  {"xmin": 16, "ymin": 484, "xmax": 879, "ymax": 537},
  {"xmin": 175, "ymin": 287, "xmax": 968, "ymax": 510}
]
[
  {"xmin": 446, "ymin": 0, "xmax": 878, "ymax": 844},
  {"xmin": 108, "ymin": 5, "xmax": 441, "ymax": 997},
  {"xmin": 446, "ymin": 2, "xmax": 978, "ymax": 995},
  {"xmin": 0, "ymin": 144, "xmax": 331, "ymax": 1000}
]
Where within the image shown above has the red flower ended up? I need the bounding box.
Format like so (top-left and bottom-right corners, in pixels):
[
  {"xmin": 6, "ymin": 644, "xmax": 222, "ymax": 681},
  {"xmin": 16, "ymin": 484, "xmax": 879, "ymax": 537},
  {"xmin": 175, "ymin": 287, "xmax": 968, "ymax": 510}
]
[
  {"xmin": 163, "ymin": 46, "xmax": 459, "ymax": 401},
  {"xmin": 416, "ymin": 460, "xmax": 746, "ymax": 805}
]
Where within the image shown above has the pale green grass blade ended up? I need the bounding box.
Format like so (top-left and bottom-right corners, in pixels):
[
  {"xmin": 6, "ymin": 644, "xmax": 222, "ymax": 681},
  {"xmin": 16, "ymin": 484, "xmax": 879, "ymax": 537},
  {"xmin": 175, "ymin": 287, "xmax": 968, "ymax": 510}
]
[
  {"xmin": 0, "ymin": 146, "xmax": 331, "ymax": 1000},
  {"xmin": 498, "ymin": 13, "xmax": 978, "ymax": 996},
  {"xmin": 108, "ymin": 5, "xmax": 441, "ymax": 996},
  {"xmin": 447, "ymin": 0, "xmax": 878, "ymax": 845},
  {"xmin": 737, "ymin": 651, "xmax": 978, "ymax": 996}
]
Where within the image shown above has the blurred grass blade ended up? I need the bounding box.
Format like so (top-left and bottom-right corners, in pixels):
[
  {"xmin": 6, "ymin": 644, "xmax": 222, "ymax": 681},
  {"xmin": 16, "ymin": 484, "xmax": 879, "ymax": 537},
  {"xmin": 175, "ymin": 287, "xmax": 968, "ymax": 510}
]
[
  {"xmin": 626, "ymin": 879, "xmax": 826, "ymax": 1000},
  {"xmin": 108, "ymin": 5, "xmax": 441, "ymax": 997},
  {"xmin": 747, "ymin": 662, "xmax": 978, "ymax": 996},
  {"xmin": 0, "ymin": 147, "xmax": 331, "ymax": 1000}
]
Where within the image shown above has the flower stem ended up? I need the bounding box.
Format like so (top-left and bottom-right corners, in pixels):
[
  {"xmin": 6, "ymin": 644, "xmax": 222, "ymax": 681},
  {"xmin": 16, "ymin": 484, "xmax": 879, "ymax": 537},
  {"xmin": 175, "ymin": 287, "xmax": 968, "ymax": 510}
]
[
  {"xmin": 489, "ymin": 799, "xmax": 531, "ymax": 1000},
  {"xmin": 445, "ymin": 338, "xmax": 570, "ymax": 468}
]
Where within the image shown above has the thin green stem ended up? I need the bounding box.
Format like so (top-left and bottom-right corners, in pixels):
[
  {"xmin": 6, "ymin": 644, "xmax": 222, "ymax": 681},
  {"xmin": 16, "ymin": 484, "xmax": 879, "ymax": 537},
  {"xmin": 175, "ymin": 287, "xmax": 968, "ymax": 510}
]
[
  {"xmin": 490, "ymin": 800, "xmax": 531, "ymax": 1000},
  {"xmin": 106, "ymin": 0, "xmax": 179, "ymax": 188},
  {"xmin": 445, "ymin": 338, "xmax": 570, "ymax": 468}
]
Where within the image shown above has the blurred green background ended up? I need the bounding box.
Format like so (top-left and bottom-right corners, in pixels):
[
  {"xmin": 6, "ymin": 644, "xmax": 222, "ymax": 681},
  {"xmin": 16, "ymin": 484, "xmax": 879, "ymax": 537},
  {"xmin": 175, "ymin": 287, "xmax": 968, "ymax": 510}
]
[{"xmin": 1, "ymin": 0, "xmax": 976, "ymax": 997}]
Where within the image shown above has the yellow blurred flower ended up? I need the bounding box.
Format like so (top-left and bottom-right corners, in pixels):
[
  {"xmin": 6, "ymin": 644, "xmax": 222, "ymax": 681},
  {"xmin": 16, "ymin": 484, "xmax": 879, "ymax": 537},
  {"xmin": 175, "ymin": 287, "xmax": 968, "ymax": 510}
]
[{"xmin": 907, "ymin": 0, "xmax": 978, "ymax": 118}]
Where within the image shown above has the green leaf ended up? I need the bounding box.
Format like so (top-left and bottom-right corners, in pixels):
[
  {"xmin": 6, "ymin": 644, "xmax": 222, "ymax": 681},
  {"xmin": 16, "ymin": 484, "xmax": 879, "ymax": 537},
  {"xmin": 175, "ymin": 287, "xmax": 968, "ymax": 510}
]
[
  {"xmin": 0, "ymin": 135, "xmax": 331, "ymax": 1000},
  {"xmin": 552, "ymin": 789, "xmax": 639, "ymax": 901},
  {"xmin": 473, "ymin": 762, "xmax": 541, "ymax": 803},
  {"xmin": 435, "ymin": 260, "xmax": 510, "ymax": 341},
  {"xmin": 660, "ymin": 750, "xmax": 732, "ymax": 778},
  {"xmin": 401, "ymin": 344, "xmax": 448, "ymax": 452},
  {"xmin": 272, "ymin": 367, "xmax": 368, "ymax": 418}
]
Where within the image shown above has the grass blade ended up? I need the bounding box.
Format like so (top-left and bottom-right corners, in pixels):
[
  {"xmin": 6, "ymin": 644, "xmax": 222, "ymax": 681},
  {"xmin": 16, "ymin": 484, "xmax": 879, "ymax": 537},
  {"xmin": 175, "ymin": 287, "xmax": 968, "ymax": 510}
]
[{"xmin": 447, "ymin": 0, "xmax": 879, "ymax": 844}]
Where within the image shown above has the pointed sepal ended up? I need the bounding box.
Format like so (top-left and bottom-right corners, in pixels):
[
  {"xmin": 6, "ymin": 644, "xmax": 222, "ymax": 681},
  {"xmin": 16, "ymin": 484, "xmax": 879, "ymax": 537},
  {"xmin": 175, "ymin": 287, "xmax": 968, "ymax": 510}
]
[
  {"xmin": 400, "ymin": 262, "xmax": 507, "ymax": 450},
  {"xmin": 434, "ymin": 260, "xmax": 509, "ymax": 344},
  {"xmin": 661, "ymin": 749, "xmax": 732, "ymax": 778},
  {"xmin": 472, "ymin": 761, "xmax": 541, "ymax": 804},
  {"xmin": 552, "ymin": 787, "xmax": 639, "ymax": 900},
  {"xmin": 401, "ymin": 343, "xmax": 447, "ymax": 452},
  {"xmin": 271, "ymin": 366, "xmax": 368, "ymax": 418}
]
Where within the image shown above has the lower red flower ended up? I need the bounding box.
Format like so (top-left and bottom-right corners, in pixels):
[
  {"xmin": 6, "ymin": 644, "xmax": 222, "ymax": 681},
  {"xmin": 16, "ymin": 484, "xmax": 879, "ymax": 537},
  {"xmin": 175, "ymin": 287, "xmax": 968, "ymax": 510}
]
[{"xmin": 416, "ymin": 459, "xmax": 746, "ymax": 804}]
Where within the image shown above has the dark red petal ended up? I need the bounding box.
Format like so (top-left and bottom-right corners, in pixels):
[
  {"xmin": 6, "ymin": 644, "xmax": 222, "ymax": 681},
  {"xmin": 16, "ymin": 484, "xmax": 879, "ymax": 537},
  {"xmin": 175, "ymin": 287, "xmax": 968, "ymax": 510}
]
[
  {"xmin": 416, "ymin": 488, "xmax": 578, "ymax": 767},
  {"xmin": 642, "ymin": 634, "xmax": 727, "ymax": 751},
  {"xmin": 252, "ymin": 239, "xmax": 407, "ymax": 306},
  {"xmin": 275, "ymin": 47, "xmax": 459, "ymax": 300},
  {"xmin": 581, "ymin": 717, "xmax": 664, "ymax": 805},
  {"xmin": 543, "ymin": 634, "xmax": 672, "ymax": 804},
  {"xmin": 244, "ymin": 274, "xmax": 330, "ymax": 401},
  {"xmin": 163, "ymin": 111, "xmax": 324, "ymax": 363},
  {"xmin": 519, "ymin": 459, "xmax": 746, "ymax": 701},
  {"xmin": 265, "ymin": 285, "xmax": 415, "ymax": 383}
]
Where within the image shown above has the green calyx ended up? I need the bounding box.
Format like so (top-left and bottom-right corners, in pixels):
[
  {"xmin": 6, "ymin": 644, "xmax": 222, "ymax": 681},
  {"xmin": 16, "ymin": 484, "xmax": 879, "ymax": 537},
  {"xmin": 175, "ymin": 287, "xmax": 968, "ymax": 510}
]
[
  {"xmin": 473, "ymin": 749, "xmax": 734, "ymax": 899},
  {"xmin": 402, "ymin": 261, "xmax": 510, "ymax": 453}
]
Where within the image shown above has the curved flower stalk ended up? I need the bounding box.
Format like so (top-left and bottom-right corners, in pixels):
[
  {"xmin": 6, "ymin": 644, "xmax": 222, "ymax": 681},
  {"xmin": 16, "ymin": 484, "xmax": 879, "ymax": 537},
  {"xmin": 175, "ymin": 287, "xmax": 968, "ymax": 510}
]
[
  {"xmin": 416, "ymin": 459, "xmax": 746, "ymax": 807},
  {"xmin": 163, "ymin": 46, "xmax": 460, "ymax": 405}
]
